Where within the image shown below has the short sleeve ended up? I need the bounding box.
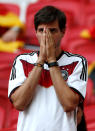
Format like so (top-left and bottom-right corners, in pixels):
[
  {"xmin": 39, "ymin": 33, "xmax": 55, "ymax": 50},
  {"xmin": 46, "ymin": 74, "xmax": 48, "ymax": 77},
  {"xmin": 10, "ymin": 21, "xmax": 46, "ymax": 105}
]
[
  {"xmin": 8, "ymin": 56, "xmax": 26, "ymax": 98},
  {"xmin": 67, "ymin": 59, "xmax": 88, "ymax": 99}
]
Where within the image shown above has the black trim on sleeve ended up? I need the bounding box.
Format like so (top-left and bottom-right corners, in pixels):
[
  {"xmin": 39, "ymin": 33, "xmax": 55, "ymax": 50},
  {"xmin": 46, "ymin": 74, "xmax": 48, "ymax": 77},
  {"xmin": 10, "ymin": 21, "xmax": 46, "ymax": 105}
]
[
  {"xmin": 9, "ymin": 86, "xmax": 19, "ymax": 103},
  {"xmin": 56, "ymin": 51, "xmax": 64, "ymax": 60},
  {"xmin": 71, "ymin": 87, "xmax": 84, "ymax": 110},
  {"xmin": 70, "ymin": 87, "xmax": 84, "ymax": 102}
]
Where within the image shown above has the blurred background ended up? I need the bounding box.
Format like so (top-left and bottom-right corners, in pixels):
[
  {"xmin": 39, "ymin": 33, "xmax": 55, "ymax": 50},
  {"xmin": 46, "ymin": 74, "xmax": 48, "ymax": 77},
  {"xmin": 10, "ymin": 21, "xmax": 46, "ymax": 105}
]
[{"xmin": 0, "ymin": 0, "xmax": 95, "ymax": 131}]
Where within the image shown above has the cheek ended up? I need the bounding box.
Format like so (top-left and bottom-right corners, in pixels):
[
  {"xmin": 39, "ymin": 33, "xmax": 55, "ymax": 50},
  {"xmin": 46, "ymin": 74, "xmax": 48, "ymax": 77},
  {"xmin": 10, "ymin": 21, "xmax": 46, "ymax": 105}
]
[
  {"xmin": 54, "ymin": 34, "xmax": 62, "ymax": 43},
  {"xmin": 36, "ymin": 34, "xmax": 41, "ymax": 43}
]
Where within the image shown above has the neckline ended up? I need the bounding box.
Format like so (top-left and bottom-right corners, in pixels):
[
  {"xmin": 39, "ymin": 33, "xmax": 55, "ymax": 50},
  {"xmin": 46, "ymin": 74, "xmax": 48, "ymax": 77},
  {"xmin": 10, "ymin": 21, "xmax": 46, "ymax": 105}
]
[{"xmin": 37, "ymin": 50, "xmax": 64, "ymax": 62}]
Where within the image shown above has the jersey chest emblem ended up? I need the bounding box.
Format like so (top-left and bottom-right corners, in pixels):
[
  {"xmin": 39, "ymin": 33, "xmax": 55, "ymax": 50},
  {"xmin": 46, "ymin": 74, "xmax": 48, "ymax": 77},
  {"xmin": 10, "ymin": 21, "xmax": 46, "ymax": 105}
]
[
  {"xmin": 60, "ymin": 61, "xmax": 78, "ymax": 80},
  {"xmin": 61, "ymin": 70, "xmax": 68, "ymax": 80}
]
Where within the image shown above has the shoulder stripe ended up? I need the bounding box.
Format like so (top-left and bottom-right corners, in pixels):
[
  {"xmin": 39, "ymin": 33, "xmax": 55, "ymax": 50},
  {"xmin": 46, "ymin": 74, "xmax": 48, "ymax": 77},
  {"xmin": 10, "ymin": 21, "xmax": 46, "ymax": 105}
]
[
  {"xmin": 10, "ymin": 51, "xmax": 38, "ymax": 80},
  {"xmin": 64, "ymin": 51, "xmax": 87, "ymax": 81}
]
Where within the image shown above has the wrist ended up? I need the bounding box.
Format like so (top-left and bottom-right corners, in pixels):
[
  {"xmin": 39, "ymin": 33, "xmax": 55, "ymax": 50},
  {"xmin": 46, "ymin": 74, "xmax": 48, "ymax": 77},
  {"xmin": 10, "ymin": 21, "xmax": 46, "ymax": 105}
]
[
  {"xmin": 37, "ymin": 57, "xmax": 45, "ymax": 65},
  {"xmin": 34, "ymin": 63, "xmax": 43, "ymax": 68},
  {"xmin": 48, "ymin": 61, "xmax": 58, "ymax": 68},
  {"xmin": 47, "ymin": 58, "xmax": 56, "ymax": 63}
]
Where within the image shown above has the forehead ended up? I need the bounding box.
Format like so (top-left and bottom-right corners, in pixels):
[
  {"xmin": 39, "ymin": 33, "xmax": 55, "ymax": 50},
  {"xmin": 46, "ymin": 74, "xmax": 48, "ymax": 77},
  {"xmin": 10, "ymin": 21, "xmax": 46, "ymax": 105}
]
[{"xmin": 37, "ymin": 19, "xmax": 59, "ymax": 29}]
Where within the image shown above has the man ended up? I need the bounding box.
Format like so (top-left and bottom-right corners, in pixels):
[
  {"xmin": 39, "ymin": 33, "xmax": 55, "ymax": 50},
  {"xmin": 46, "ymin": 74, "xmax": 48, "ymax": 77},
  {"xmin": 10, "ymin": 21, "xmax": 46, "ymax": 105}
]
[{"xmin": 8, "ymin": 6, "xmax": 88, "ymax": 131}]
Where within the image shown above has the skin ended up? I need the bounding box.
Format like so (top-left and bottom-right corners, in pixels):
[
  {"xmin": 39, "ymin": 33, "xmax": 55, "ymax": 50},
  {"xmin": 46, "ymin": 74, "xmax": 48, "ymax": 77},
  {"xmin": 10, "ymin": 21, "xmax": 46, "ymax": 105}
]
[
  {"xmin": 11, "ymin": 19, "xmax": 80, "ymax": 112},
  {"xmin": 77, "ymin": 107, "xmax": 83, "ymax": 125},
  {"xmin": 1, "ymin": 28, "xmax": 20, "ymax": 42}
]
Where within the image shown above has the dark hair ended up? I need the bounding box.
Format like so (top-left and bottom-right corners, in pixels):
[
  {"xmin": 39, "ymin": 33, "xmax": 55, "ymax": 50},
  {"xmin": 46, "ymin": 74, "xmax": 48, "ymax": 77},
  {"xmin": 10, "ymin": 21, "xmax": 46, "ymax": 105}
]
[{"xmin": 34, "ymin": 5, "xmax": 66, "ymax": 31}]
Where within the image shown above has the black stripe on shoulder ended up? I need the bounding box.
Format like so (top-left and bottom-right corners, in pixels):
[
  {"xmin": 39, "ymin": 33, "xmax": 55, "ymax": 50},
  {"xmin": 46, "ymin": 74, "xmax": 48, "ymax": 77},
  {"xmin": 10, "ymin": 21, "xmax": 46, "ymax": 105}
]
[
  {"xmin": 64, "ymin": 51, "xmax": 87, "ymax": 81},
  {"xmin": 70, "ymin": 87, "xmax": 84, "ymax": 101},
  {"xmin": 64, "ymin": 51, "xmax": 86, "ymax": 61},
  {"xmin": 10, "ymin": 51, "xmax": 38, "ymax": 80}
]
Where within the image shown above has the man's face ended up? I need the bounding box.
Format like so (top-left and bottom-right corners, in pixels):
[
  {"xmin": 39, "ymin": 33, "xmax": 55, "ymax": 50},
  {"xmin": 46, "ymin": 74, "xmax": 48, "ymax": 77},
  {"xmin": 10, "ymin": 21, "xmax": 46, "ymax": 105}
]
[{"xmin": 36, "ymin": 19, "xmax": 64, "ymax": 48}]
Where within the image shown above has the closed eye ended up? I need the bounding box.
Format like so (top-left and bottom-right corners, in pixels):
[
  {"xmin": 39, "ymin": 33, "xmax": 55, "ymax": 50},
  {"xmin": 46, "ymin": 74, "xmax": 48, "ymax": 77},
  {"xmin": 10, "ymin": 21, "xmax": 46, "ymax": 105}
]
[
  {"xmin": 49, "ymin": 28, "xmax": 58, "ymax": 33},
  {"xmin": 38, "ymin": 28, "xmax": 44, "ymax": 32}
]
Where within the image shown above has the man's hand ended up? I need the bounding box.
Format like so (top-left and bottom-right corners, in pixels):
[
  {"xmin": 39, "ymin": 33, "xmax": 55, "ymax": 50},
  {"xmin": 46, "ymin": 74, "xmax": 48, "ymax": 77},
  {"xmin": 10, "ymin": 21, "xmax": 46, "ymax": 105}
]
[
  {"xmin": 38, "ymin": 28, "xmax": 56, "ymax": 64},
  {"xmin": 37, "ymin": 28, "xmax": 46, "ymax": 64},
  {"xmin": 46, "ymin": 28, "xmax": 56, "ymax": 63}
]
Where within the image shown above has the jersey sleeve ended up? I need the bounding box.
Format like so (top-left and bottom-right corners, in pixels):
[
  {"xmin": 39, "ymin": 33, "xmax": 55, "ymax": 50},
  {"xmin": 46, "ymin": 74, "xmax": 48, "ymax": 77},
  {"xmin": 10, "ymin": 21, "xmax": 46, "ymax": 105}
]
[
  {"xmin": 67, "ymin": 58, "xmax": 88, "ymax": 99},
  {"xmin": 8, "ymin": 56, "xmax": 26, "ymax": 98}
]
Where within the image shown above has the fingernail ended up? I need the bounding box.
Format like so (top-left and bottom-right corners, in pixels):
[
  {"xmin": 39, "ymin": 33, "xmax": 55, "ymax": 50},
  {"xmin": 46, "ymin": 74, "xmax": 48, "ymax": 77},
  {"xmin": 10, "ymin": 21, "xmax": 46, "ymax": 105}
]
[{"xmin": 44, "ymin": 27, "xmax": 46, "ymax": 33}]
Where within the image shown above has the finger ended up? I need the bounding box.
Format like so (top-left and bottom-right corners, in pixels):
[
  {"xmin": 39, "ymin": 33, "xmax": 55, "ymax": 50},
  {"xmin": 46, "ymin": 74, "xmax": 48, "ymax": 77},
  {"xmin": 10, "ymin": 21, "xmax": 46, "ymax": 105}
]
[
  {"xmin": 46, "ymin": 28, "xmax": 54, "ymax": 46},
  {"xmin": 43, "ymin": 27, "xmax": 47, "ymax": 44},
  {"xmin": 40, "ymin": 30, "xmax": 46, "ymax": 46},
  {"xmin": 43, "ymin": 31, "xmax": 46, "ymax": 45},
  {"xmin": 46, "ymin": 28, "xmax": 50, "ymax": 37},
  {"xmin": 43, "ymin": 27, "xmax": 46, "ymax": 33},
  {"xmin": 47, "ymin": 28, "xmax": 52, "ymax": 36},
  {"xmin": 46, "ymin": 30, "xmax": 49, "ymax": 46}
]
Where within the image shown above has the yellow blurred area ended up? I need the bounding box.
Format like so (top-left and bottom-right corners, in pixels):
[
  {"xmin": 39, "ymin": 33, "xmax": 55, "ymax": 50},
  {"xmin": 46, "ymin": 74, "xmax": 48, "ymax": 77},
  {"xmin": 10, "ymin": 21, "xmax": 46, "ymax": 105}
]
[
  {"xmin": 88, "ymin": 62, "xmax": 95, "ymax": 76},
  {"xmin": 80, "ymin": 29, "xmax": 92, "ymax": 39},
  {"xmin": 0, "ymin": 12, "xmax": 24, "ymax": 29},
  {"xmin": 0, "ymin": 39, "xmax": 24, "ymax": 53}
]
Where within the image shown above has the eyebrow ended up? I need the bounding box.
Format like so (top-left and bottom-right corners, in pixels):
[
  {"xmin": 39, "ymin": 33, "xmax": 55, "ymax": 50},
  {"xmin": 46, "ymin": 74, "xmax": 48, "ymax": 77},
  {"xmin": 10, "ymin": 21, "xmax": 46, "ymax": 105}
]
[
  {"xmin": 38, "ymin": 27, "xmax": 58, "ymax": 31},
  {"xmin": 38, "ymin": 27, "xmax": 57, "ymax": 29}
]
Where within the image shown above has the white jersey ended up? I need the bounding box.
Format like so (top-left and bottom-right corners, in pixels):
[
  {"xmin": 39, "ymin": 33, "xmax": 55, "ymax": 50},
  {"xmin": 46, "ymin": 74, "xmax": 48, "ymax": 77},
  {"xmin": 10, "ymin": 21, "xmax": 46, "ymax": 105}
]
[{"xmin": 8, "ymin": 51, "xmax": 88, "ymax": 131}]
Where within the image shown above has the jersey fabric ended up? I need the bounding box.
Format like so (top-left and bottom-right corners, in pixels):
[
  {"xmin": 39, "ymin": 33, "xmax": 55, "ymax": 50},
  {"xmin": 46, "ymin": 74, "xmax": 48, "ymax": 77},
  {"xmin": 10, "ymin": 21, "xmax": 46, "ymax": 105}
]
[{"xmin": 8, "ymin": 51, "xmax": 88, "ymax": 131}]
